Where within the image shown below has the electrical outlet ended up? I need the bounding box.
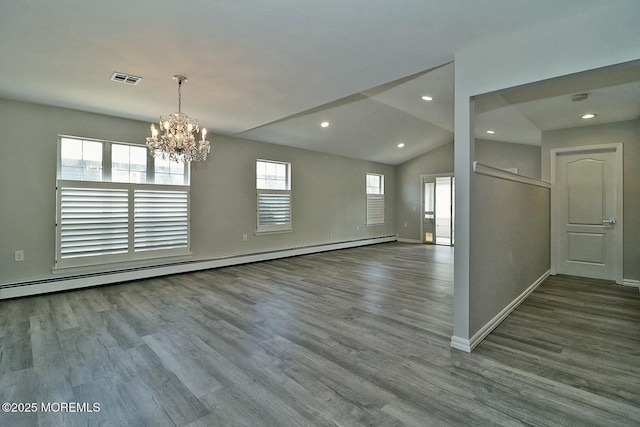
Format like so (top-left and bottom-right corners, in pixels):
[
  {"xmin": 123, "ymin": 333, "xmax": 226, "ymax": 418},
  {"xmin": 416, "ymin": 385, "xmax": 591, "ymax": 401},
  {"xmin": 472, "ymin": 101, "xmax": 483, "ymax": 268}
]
[
  {"xmin": 356, "ymin": 225, "xmax": 360, "ymax": 231},
  {"xmin": 14, "ymin": 250, "xmax": 24, "ymax": 262},
  {"xmin": 404, "ymin": 222, "xmax": 408, "ymax": 228},
  {"xmin": 242, "ymin": 234, "xmax": 248, "ymax": 242}
]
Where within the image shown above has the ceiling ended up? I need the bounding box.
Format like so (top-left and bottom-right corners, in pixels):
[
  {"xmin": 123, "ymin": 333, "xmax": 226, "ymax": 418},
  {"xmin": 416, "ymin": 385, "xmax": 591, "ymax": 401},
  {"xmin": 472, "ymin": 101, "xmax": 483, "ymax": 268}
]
[
  {"xmin": 475, "ymin": 61, "xmax": 640, "ymax": 146},
  {"xmin": 1, "ymin": 0, "xmax": 635, "ymax": 165}
]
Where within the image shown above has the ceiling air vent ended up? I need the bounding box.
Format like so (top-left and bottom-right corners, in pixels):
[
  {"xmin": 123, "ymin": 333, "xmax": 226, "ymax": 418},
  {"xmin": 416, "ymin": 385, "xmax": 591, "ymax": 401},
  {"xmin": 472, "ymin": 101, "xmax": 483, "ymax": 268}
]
[
  {"xmin": 110, "ymin": 72, "xmax": 142, "ymax": 86},
  {"xmin": 571, "ymin": 93, "xmax": 588, "ymax": 102}
]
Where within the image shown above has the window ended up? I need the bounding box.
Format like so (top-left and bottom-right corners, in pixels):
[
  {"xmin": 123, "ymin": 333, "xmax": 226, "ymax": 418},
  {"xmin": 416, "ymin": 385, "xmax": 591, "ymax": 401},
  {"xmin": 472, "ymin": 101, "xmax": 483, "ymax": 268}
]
[
  {"xmin": 257, "ymin": 160, "xmax": 290, "ymax": 190},
  {"xmin": 56, "ymin": 136, "xmax": 190, "ymax": 269},
  {"xmin": 60, "ymin": 138, "xmax": 103, "ymax": 181},
  {"xmin": 366, "ymin": 173, "xmax": 385, "ymax": 225},
  {"xmin": 366, "ymin": 173, "xmax": 384, "ymax": 195},
  {"xmin": 112, "ymin": 143, "xmax": 147, "ymax": 183},
  {"xmin": 256, "ymin": 160, "xmax": 291, "ymax": 232},
  {"xmin": 154, "ymin": 157, "xmax": 188, "ymax": 185}
]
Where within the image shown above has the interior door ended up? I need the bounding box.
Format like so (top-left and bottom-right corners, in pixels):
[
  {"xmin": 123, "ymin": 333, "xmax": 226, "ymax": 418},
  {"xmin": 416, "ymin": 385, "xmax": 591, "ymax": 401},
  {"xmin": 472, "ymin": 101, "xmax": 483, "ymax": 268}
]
[{"xmin": 553, "ymin": 146, "xmax": 622, "ymax": 282}]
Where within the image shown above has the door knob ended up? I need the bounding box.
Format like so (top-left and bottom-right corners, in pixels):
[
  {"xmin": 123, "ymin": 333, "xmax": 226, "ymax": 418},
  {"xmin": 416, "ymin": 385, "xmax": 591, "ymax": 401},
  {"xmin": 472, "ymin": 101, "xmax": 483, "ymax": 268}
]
[{"xmin": 602, "ymin": 218, "xmax": 616, "ymax": 225}]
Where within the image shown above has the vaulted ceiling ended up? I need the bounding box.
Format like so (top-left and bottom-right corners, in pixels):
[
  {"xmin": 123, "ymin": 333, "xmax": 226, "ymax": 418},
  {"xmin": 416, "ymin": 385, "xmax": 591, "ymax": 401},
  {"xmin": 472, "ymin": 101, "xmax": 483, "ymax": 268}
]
[{"xmin": 1, "ymin": 0, "xmax": 636, "ymax": 165}]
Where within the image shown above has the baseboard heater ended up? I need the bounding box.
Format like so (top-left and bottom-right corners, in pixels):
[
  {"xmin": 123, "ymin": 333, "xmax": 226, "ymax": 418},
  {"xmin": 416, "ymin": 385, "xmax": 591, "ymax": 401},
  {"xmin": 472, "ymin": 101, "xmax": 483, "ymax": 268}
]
[{"xmin": 0, "ymin": 235, "xmax": 398, "ymax": 300}]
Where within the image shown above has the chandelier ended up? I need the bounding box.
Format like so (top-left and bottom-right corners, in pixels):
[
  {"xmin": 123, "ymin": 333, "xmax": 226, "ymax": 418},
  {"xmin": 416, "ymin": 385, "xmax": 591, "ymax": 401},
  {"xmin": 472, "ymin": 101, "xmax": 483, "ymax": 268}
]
[{"xmin": 146, "ymin": 75, "xmax": 211, "ymax": 162}]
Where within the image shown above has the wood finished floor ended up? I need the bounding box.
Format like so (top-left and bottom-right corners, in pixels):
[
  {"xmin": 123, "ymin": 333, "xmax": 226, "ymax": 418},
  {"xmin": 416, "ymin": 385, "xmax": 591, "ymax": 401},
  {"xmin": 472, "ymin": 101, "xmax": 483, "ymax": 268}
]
[{"xmin": 1, "ymin": 242, "xmax": 639, "ymax": 426}]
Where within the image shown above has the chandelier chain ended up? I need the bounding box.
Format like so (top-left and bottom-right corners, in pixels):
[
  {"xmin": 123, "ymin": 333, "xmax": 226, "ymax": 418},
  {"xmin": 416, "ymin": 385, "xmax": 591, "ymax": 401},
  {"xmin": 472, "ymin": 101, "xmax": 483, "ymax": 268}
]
[{"xmin": 177, "ymin": 79, "xmax": 182, "ymax": 113}]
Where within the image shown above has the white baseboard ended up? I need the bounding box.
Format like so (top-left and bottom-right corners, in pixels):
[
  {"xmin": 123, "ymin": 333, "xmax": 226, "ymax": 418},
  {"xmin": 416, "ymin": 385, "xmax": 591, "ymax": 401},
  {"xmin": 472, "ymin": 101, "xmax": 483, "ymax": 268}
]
[
  {"xmin": 397, "ymin": 238, "xmax": 422, "ymax": 244},
  {"xmin": 450, "ymin": 335, "xmax": 471, "ymax": 352},
  {"xmin": 622, "ymin": 279, "xmax": 639, "ymax": 288},
  {"xmin": 450, "ymin": 269, "xmax": 550, "ymax": 353},
  {"xmin": 0, "ymin": 235, "xmax": 397, "ymax": 300}
]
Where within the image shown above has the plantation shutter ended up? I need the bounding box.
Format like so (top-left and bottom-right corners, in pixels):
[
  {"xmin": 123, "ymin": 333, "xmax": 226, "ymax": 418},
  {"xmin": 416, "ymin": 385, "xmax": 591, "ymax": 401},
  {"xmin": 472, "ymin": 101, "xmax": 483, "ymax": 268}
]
[
  {"xmin": 58, "ymin": 186, "xmax": 129, "ymax": 259},
  {"xmin": 366, "ymin": 194, "xmax": 385, "ymax": 225},
  {"xmin": 56, "ymin": 181, "xmax": 190, "ymax": 268},
  {"xmin": 257, "ymin": 192, "xmax": 291, "ymax": 232},
  {"xmin": 134, "ymin": 189, "xmax": 189, "ymax": 251}
]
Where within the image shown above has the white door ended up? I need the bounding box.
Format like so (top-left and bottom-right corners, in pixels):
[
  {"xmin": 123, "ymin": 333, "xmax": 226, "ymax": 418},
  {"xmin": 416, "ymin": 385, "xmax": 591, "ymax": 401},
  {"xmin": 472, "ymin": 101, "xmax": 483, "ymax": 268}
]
[
  {"xmin": 552, "ymin": 144, "xmax": 623, "ymax": 283},
  {"xmin": 423, "ymin": 177, "xmax": 435, "ymax": 244},
  {"xmin": 435, "ymin": 176, "xmax": 454, "ymax": 246},
  {"xmin": 422, "ymin": 175, "xmax": 454, "ymax": 246}
]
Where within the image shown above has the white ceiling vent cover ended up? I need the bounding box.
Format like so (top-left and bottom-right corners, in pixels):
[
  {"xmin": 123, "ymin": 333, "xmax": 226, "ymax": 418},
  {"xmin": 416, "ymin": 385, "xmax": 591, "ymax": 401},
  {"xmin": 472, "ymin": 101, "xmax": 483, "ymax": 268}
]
[{"xmin": 110, "ymin": 72, "xmax": 142, "ymax": 85}]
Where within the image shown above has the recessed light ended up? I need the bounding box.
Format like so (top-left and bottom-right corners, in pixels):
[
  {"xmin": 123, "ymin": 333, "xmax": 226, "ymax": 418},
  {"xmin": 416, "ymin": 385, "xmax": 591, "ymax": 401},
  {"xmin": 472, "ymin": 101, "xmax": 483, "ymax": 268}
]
[
  {"xmin": 320, "ymin": 121, "xmax": 330, "ymax": 128},
  {"xmin": 397, "ymin": 143, "xmax": 405, "ymax": 148},
  {"xmin": 486, "ymin": 130, "xmax": 495, "ymax": 135},
  {"xmin": 581, "ymin": 113, "xmax": 597, "ymax": 119},
  {"xmin": 421, "ymin": 95, "xmax": 433, "ymax": 101}
]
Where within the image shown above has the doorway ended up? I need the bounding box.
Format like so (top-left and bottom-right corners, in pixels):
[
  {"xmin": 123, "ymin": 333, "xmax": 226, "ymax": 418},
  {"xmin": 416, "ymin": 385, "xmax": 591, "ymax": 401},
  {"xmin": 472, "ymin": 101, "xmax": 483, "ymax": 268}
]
[
  {"xmin": 422, "ymin": 174, "xmax": 454, "ymax": 246},
  {"xmin": 551, "ymin": 144, "xmax": 623, "ymax": 283}
]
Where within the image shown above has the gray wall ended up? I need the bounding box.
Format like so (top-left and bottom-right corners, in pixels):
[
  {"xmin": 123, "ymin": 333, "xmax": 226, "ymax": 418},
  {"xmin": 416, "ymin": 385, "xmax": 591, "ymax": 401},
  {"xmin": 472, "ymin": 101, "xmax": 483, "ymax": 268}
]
[
  {"xmin": 451, "ymin": 0, "xmax": 640, "ymax": 345},
  {"xmin": 395, "ymin": 139, "xmax": 541, "ymax": 242},
  {"xmin": 395, "ymin": 142, "xmax": 454, "ymax": 241},
  {"xmin": 0, "ymin": 98, "xmax": 396, "ymax": 285},
  {"xmin": 190, "ymin": 133, "xmax": 396, "ymax": 259},
  {"xmin": 469, "ymin": 174, "xmax": 550, "ymax": 334},
  {"xmin": 475, "ymin": 139, "xmax": 541, "ymax": 180},
  {"xmin": 467, "ymin": 139, "xmax": 548, "ymax": 334},
  {"xmin": 542, "ymin": 120, "xmax": 640, "ymax": 281}
]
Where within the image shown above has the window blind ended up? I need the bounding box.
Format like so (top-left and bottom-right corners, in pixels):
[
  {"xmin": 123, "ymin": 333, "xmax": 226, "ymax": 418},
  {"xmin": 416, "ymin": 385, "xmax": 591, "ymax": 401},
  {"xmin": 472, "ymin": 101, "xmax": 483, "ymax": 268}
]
[
  {"xmin": 134, "ymin": 189, "xmax": 189, "ymax": 251},
  {"xmin": 366, "ymin": 194, "xmax": 385, "ymax": 225},
  {"xmin": 59, "ymin": 187, "xmax": 129, "ymax": 258},
  {"xmin": 257, "ymin": 192, "xmax": 291, "ymax": 231},
  {"xmin": 56, "ymin": 181, "xmax": 190, "ymax": 268}
]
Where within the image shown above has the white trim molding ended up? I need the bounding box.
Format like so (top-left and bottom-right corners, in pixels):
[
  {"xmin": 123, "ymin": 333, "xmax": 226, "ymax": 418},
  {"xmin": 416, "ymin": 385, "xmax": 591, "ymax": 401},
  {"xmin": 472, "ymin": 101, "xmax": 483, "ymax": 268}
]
[
  {"xmin": 1, "ymin": 235, "xmax": 398, "ymax": 300},
  {"xmin": 450, "ymin": 270, "xmax": 550, "ymax": 353},
  {"xmin": 473, "ymin": 162, "xmax": 551, "ymax": 188},
  {"xmin": 450, "ymin": 336, "xmax": 471, "ymax": 352},
  {"xmin": 622, "ymin": 279, "xmax": 639, "ymax": 288}
]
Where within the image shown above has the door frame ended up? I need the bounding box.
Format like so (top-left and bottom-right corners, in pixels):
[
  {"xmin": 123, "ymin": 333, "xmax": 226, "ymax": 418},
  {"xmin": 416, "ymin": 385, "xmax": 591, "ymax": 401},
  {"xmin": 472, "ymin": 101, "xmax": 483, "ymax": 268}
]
[
  {"xmin": 550, "ymin": 143, "xmax": 623, "ymax": 284},
  {"xmin": 420, "ymin": 173, "xmax": 454, "ymax": 245}
]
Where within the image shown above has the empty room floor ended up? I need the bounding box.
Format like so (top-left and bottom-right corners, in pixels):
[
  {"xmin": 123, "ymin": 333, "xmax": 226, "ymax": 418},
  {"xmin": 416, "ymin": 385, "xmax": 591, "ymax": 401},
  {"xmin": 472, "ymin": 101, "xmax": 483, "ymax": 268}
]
[{"xmin": 0, "ymin": 242, "xmax": 638, "ymax": 426}]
